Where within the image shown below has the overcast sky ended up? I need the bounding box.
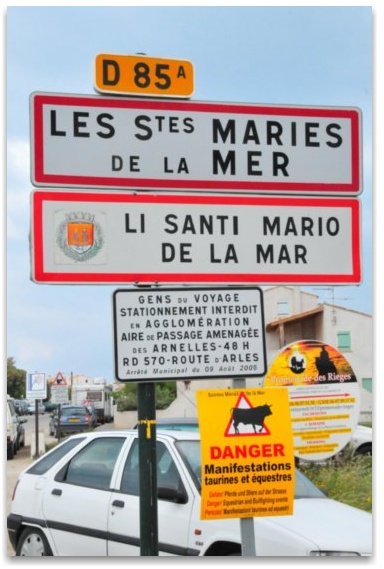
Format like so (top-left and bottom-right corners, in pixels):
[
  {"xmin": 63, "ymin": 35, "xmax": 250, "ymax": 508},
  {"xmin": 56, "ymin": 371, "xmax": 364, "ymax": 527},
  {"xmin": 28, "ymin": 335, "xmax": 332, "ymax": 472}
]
[{"xmin": 5, "ymin": 4, "xmax": 379, "ymax": 383}]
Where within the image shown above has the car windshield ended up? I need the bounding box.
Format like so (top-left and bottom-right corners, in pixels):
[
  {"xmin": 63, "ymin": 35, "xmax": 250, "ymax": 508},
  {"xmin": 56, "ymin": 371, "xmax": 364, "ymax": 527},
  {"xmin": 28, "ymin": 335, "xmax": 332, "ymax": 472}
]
[
  {"xmin": 175, "ymin": 440, "xmax": 325, "ymax": 499},
  {"xmin": 61, "ymin": 407, "xmax": 86, "ymax": 417}
]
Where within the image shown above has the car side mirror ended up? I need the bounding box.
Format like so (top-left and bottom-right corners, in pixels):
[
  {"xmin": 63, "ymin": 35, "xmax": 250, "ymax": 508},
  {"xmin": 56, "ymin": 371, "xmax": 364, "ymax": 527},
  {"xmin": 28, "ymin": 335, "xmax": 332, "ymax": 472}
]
[{"xmin": 157, "ymin": 485, "xmax": 188, "ymax": 504}]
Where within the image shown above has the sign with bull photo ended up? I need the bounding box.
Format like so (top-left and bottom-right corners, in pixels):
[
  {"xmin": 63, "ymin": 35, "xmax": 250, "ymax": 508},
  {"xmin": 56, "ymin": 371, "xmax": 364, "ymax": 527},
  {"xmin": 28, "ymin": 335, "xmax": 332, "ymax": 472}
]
[{"xmin": 196, "ymin": 387, "xmax": 295, "ymax": 521}]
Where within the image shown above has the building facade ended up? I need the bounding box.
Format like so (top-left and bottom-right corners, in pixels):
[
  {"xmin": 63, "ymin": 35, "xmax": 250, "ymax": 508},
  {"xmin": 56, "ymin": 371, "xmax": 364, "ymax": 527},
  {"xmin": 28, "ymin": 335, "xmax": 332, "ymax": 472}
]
[{"xmin": 262, "ymin": 286, "xmax": 372, "ymax": 422}]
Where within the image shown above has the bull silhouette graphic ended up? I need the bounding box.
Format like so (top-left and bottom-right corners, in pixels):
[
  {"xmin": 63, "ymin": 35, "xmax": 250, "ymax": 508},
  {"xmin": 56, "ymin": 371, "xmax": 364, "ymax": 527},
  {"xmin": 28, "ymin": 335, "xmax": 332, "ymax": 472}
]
[{"xmin": 231, "ymin": 404, "xmax": 272, "ymax": 434}]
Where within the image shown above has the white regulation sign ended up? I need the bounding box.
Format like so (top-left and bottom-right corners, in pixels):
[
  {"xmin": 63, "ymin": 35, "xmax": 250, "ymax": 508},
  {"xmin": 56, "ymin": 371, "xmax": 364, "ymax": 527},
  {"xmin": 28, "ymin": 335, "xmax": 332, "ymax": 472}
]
[
  {"xmin": 30, "ymin": 191, "xmax": 361, "ymax": 285},
  {"xmin": 113, "ymin": 287, "xmax": 266, "ymax": 382},
  {"xmin": 30, "ymin": 92, "xmax": 362, "ymax": 195}
]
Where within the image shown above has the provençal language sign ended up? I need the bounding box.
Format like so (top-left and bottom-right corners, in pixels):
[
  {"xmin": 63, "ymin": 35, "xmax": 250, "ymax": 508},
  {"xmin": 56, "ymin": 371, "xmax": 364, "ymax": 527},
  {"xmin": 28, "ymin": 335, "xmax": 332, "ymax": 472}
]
[
  {"xmin": 30, "ymin": 92, "xmax": 361, "ymax": 195},
  {"xmin": 30, "ymin": 191, "xmax": 361, "ymax": 285},
  {"xmin": 112, "ymin": 287, "xmax": 266, "ymax": 382}
]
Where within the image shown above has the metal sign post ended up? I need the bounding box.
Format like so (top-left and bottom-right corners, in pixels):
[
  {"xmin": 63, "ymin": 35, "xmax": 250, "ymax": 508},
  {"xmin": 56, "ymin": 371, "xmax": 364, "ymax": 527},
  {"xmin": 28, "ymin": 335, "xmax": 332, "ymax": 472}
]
[
  {"xmin": 232, "ymin": 376, "xmax": 256, "ymax": 556},
  {"xmin": 137, "ymin": 382, "xmax": 158, "ymax": 556}
]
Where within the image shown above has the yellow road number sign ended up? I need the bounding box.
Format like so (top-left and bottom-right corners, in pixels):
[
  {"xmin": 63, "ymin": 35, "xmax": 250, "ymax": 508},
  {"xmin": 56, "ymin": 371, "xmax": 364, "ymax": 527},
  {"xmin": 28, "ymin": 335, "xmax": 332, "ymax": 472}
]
[{"xmin": 94, "ymin": 54, "xmax": 194, "ymax": 98}]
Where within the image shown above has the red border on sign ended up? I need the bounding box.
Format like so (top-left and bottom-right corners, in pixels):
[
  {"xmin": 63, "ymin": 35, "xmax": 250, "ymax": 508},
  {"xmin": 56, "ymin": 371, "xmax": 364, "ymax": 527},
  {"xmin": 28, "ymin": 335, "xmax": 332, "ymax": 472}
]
[
  {"xmin": 31, "ymin": 93, "xmax": 361, "ymax": 194},
  {"xmin": 31, "ymin": 191, "xmax": 361, "ymax": 284}
]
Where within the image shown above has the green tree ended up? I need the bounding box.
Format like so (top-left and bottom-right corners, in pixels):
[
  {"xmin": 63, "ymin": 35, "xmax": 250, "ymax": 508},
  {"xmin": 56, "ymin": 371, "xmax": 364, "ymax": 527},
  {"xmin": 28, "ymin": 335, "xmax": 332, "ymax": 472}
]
[
  {"xmin": 114, "ymin": 381, "xmax": 177, "ymax": 412},
  {"xmin": 7, "ymin": 357, "xmax": 27, "ymax": 399}
]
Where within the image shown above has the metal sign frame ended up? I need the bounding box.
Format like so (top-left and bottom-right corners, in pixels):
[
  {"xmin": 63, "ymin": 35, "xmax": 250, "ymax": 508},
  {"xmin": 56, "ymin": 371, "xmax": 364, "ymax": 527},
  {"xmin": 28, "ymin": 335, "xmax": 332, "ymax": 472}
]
[
  {"xmin": 112, "ymin": 286, "xmax": 267, "ymax": 382},
  {"xmin": 30, "ymin": 92, "xmax": 362, "ymax": 195},
  {"xmin": 30, "ymin": 191, "xmax": 361, "ymax": 285}
]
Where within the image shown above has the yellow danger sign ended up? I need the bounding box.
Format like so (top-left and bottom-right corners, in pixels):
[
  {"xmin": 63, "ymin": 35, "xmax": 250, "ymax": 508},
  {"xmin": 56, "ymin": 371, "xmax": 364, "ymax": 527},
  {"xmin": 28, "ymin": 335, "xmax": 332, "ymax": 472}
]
[
  {"xmin": 196, "ymin": 387, "xmax": 295, "ymax": 521},
  {"xmin": 94, "ymin": 54, "xmax": 194, "ymax": 98}
]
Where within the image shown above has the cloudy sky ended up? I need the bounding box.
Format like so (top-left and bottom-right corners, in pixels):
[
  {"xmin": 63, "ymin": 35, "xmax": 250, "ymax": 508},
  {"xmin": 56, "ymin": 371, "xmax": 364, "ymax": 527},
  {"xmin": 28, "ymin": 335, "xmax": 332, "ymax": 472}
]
[{"xmin": 5, "ymin": 4, "xmax": 378, "ymax": 383}]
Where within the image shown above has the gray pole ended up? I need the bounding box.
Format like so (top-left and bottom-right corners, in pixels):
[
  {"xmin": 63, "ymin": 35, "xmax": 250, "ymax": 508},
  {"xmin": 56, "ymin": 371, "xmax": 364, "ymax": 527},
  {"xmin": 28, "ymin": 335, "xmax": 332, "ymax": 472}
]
[
  {"xmin": 232, "ymin": 377, "xmax": 256, "ymax": 557},
  {"xmin": 137, "ymin": 382, "xmax": 158, "ymax": 556}
]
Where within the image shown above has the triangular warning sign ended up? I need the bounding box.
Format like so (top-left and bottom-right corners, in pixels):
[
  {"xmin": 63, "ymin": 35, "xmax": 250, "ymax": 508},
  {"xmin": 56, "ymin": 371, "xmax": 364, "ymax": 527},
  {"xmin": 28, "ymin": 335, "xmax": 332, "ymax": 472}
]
[
  {"xmin": 224, "ymin": 392, "xmax": 271, "ymax": 437},
  {"xmin": 52, "ymin": 372, "xmax": 67, "ymax": 386}
]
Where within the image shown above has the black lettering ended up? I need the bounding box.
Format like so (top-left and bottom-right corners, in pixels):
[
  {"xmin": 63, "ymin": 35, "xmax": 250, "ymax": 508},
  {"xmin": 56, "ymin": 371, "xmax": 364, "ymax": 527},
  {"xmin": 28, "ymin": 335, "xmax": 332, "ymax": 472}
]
[
  {"xmin": 212, "ymin": 150, "xmax": 236, "ymax": 175},
  {"xmin": 112, "ymin": 155, "xmax": 123, "ymax": 171},
  {"xmin": 273, "ymin": 152, "xmax": 289, "ymax": 176},
  {"xmin": 267, "ymin": 121, "xmax": 283, "ymax": 145},
  {"xmin": 256, "ymin": 244, "xmax": 273, "ymax": 263},
  {"xmin": 96, "ymin": 113, "xmax": 115, "ymax": 138},
  {"xmin": 50, "ymin": 110, "xmax": 66, "ymax": 136},
  {"xmin": 243, "ymin": 121, "xmax": 260, "ymax": 144},
  {"xmin": 326, "ymin": 123, "xmax": 343, "ymax": 148},
  {"xmin": 177, "ymin": 65, "xmax": 187, "ymax": 79},
  {"xmin": 135, "ymin": 115, "xmax": 152, "ymax": 141},
  {"xmin": 50, "ymin": 111, "xmax": 67, "ymax": 136},
  {"xmin": 102, "ymin": 59, "xmax": 120, "ymax": 86},
  {"xmin": 164, "ymin": 214, "xmax": 178, "ymax": 234},
  {"xmin": 247, "ymin": 151, "xmax": 262, "ymax": 175},
  {"xmin": 73, "ymin": 112, "xmax": 90, "ymax": 138},
  {"xmin": 212, "ymin": 119, "xmax": 236, "ymax": 143},
  {"xmin": 305, "ymin": 123, "xmax": 320, "ymax": 147},
  {"xmin": 162, "ymin": 243, "xmax": 175, "ymax": 262}
]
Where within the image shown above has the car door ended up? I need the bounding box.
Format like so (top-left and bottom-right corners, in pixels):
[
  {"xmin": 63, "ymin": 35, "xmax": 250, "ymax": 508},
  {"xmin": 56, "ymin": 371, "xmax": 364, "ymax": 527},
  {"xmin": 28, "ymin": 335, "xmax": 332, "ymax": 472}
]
[
  {"xmin": 107, "ymin": 438, "xmax": 196, "ymax": 556},
  {"xmin": 42, "ymin": 435, "xmax": 126, "ymax": 556}
]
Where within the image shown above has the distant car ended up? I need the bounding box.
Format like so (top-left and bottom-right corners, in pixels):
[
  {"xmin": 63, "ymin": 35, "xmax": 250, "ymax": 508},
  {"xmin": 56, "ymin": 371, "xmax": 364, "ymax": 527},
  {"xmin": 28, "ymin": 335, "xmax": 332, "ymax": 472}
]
[
  {"xmin": 48, "ymin": 405, "xmax": 95, "ymax": 438},
  {"xmin": 7, "ymin": 429, "xmax": 372, "ymax": 556},
  {"xmin": 13, "ymin": 399, "xmax": 28, "ymax": 416},
  {"xmin": 83, "ymin": 403, "xmax": 99, "ymax": 428},
  {"xmin": 27, "ymin": 401, "xmax": 45, "ymax": 415},
  {"xmin": 43, "ymin": 401, "xmax": 59, "ymax": 413}
]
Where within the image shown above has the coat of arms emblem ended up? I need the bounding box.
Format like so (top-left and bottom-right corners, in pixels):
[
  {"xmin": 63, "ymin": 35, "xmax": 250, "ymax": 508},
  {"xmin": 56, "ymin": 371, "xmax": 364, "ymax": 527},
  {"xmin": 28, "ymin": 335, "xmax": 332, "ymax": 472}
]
[{"xmin": 56, "ymin": 211, "xmax": 104, "ymax": 261}]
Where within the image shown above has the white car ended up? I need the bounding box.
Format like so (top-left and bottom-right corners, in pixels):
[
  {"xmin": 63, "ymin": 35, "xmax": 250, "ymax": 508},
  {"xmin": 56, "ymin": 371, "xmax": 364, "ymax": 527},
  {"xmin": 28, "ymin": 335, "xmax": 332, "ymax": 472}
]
[
  {"xmin": 7, "ymin": 430, "xmax": 372, "ymax": 557},
  {"xmin": 350, "ymin": 425, "xmax": 372, "ymax": 456}
]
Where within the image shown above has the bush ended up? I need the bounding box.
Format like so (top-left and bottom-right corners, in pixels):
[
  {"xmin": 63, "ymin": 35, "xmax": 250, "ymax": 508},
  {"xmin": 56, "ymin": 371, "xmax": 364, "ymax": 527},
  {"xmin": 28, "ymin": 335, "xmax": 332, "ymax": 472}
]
[{"xmin": 299, "ymin": 455, "xmax": 372, "ymax": 512}]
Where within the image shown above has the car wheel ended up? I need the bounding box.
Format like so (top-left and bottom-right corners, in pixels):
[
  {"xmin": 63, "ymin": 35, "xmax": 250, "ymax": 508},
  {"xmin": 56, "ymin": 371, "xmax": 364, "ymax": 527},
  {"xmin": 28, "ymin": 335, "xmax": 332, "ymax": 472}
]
[
  {"xmin": 16, "ymin": 527, "xmax": 53, "ymax": 556},
  {"xmin": 355, "ymin": 444, "xmax": 372, "ymax": 457}
]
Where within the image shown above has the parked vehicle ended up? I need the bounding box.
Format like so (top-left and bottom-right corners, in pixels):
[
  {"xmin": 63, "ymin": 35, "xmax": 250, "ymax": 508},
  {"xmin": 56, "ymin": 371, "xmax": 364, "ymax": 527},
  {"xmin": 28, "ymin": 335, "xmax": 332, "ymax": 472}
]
[
  {"xmin": 71, "ymin": 383, "xmax": 114, "ymax": 424},
  {"xmin": 7, "ymin": 396, "xmax": 19, "ymax": 460},
  {"xmin": 27, "ymin": 400, "xmax": 45, "ymax": 415},
  {"xmin": 350, "ymin": 425, "xmax": 372, "ymax": 456},
  {"xmin": 43, "ymin": 401, "xmax": 59, "ymax": 413},
  {"xmin": 48, "ymin": 405, "xmax": 95, "ymax": 438},
  {"xmin": 7, "ymin": 430, "xmax": 372, "ymax": 556},
  {"xmin": 13, "ymin": 399, "xmax": 29, "ymax": 416},
  {"xmin": 83, "ymin": 403, "xmax": 99, "ymax": 428}
]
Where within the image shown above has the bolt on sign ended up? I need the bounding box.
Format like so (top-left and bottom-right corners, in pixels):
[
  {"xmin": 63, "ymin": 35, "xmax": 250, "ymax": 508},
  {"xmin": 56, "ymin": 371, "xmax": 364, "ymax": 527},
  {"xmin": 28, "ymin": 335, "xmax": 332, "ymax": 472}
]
[
  {"xmin": 94, "ymin": 54, "xmax": 194, "ymax": 98},
  {"xmin": 264, "ymin": 340, "xmax": 360, "ymax": 462},
  {"xmin": 30, "ymin": 191, "xmax": 361, "ymax": 285},
  {"xmin": 112, "ymin": 287, "xmax": 266, "ymax": 382},
  {"xmin": 29, "ymin": 92, "xmax": 361, "ymax": 194},
  {"xmin": 196, "ymin": 387, "xmax": 295, "ymax": 521}
]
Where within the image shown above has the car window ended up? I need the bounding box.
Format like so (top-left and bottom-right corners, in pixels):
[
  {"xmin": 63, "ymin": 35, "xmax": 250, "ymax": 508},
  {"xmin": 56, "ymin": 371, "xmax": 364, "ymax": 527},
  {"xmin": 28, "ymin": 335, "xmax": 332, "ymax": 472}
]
[
  {"xmin": 61, "ymin": 407, "xmax": 85, "ymax": 416},
  {"xmin": 27, "ymin": 438, "xmax": 86, "ymax": 475},
  {"xmin": 120, "ymin": 440, "xmax": 185, "ymax": 500},
  {"xmin": 59, "ymin": 437, "xmax": 125, "ymax": 490}
]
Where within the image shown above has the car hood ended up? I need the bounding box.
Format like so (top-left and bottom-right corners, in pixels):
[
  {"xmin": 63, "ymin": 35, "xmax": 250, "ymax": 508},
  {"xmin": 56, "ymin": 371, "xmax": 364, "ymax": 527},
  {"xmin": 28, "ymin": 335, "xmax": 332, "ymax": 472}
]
[{"xmin": 266, "ymin": 498, "xmax": 372, "ymax": 554}]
